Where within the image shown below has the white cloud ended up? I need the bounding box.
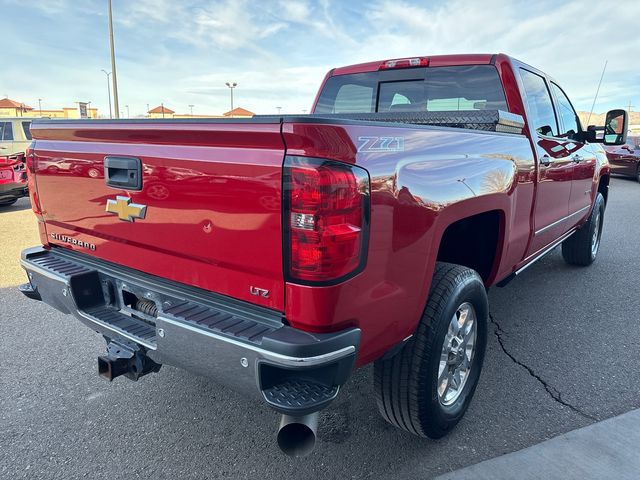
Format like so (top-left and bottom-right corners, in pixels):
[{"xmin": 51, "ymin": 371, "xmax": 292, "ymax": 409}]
[{"xmin": 2, "ymin": 0, "xmax": 638, "ymax": 117}]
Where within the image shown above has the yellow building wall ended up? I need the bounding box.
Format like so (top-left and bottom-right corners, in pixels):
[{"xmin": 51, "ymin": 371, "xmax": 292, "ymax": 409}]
[
  {"xmin": 0, "ymin": 106, "xmax": 98, "ymax": 119},
  {"xmin": 148, "ymin": 112, "xmax": 174, "ymax": 119}
]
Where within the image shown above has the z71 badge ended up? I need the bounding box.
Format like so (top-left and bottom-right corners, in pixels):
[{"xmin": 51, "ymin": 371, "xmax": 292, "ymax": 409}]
[{"xmin": 357, "ymin": 136, "xmax": 405, "ymax": 153}]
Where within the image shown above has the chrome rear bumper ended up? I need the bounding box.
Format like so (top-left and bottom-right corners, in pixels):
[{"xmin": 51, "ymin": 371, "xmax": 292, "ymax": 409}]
[{"xmin": 20, "ymin": 246, "xmax": 359, "ymax": 415}]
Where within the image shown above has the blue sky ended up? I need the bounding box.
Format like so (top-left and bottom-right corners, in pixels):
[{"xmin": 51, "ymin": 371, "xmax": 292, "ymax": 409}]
[{"xmin": 2, "ymin": 0, "xmax": 638, "ymax": 117}]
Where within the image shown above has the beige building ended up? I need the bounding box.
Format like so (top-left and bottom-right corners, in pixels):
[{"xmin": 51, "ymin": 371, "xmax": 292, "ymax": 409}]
[
  {"xmin": 147, "ymin": 104, "xmax": 255, "ymax": 119},
  {"xmin": 0, "ymin": 97, "xmax": 98, "ymax": 119},
  {"xmin": 222, "ymin": 107, "xmax": 254, "ymax": 118},
  {"xmin": 147, "ymin": 105, "xmax": 175, "ymax": 118}
]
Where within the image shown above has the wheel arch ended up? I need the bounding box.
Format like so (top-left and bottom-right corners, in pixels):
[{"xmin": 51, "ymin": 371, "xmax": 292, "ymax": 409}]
[
  {"xmin": 434, "ymin": 208, "xmax": 507, "ymax": 286},
  {"xmin": 597, "ymin": 172, "xmax": 610, "ymax": 204}
]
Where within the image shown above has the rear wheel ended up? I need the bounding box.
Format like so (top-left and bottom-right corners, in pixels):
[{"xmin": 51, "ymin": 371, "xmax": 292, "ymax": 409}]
[
  {"xmin": 561, "ymin": 193, "xmax": 605, "ymax": 266},
  {"xmin": 374, "ymin": 262, "xmax": 488, "ymax": 438}
]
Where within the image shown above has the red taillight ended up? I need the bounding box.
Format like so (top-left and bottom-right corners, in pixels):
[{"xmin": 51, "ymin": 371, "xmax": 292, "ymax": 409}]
[
  {"xmin": 379, "ymin": 57, "xmax": 429, "ymax": 70},
  {"xmin": 25, "ymin": 145, "xmax": 43, "ymax": 216},
  {"xmin": 285, "ymin": 157, "xmax": 369, "ymax": 284},
  {"xmin": 25, "ymin": 146, "xmax": 35, "ymax": 173}
]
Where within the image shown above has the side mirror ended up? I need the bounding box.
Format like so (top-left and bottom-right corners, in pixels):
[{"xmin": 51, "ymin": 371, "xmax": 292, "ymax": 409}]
[{"xmin": 603, "ymin": 109, "xmax": 628, "ymax": 145}]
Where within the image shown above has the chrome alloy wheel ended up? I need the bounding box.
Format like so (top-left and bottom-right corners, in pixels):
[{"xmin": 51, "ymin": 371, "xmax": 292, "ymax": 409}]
[
  {"xmin": 591, "ymin": 208, "xmax": 601, "ymax": 257},
  {"xmin": 437, "ymin": 302, "xmax": 477, "ymax": 406}
]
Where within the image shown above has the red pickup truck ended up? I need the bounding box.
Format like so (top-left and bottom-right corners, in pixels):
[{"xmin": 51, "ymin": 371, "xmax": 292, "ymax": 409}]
[{"xmin": 20, "ymin": 54, "xmax": 627, "ymax": 456}]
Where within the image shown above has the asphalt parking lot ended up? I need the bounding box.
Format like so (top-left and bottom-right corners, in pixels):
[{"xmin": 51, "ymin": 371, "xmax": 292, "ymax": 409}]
[{"xmin": 2, "ymin": 176, "xmax": 639, "ymax": 480}]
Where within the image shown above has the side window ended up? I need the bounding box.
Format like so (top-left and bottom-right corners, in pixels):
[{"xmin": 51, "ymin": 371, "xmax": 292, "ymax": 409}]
[
  {"xmin": 22, "ymin": 121, "xmax": 32, "ymax": 140},
  {"xmin": 2, "ymin": 122, "xmax": 14, "ymax": 141},
  {"xmin": 519, "ymin": 69, "xmax": 558, "ymax": 137},
  {"xmin": 390, "ymin": 93, "xmax": 411, "ymax": 107},
  {"xmin": 550, "ymin": 82, "xmax": 580, "ymax": 140}
]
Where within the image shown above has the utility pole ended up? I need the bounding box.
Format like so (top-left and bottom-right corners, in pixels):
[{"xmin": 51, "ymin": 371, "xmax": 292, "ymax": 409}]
[
  {"xmin": 225, "ymin": 82, "xmax": 237, "ymax": 116},
  {"xmin": 628, "ymin": 100, "xmax": 635, "ymax": 115},
  {"xmin": 146, "ymin": 103, "xmax": 150, "ymax": 117},
  {"xmin": 161, "ymin": 102, "xmax": 165, "ymax": 119},
  {"xmin": 189, "ymin": 104, "xmax": 194, "ymax": 115},
  {"xmin": 101, "ymin": 70, "xmax": 112, "ymax": 118},
  {"xmin": 125, "ymin": 104, "xmax": 130, "ymax": 118},
  {"xmin": 276, "ymin": 106, "xmax": 282, "ymax": 114},
  {"xmin": 108, "ymin": 0, "xmax": 120, "ymax": 118}
]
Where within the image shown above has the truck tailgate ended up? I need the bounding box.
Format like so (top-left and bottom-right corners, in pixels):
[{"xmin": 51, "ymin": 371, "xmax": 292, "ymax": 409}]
[{"xmin": 30, "ymin": 120, "xmax": 286, "ymax": 311}]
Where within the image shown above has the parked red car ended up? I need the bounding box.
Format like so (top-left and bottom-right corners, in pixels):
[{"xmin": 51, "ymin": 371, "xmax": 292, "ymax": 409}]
[
  {"xmin": 0, "ymin": 152, "xmax": 28, "ymax": 206},
  {"xmin": 605, "ymin": 135, "xmax": 640, "ymax": 182},
  {"xmin": 20, "ymin": 54, "xmax": 627, "ymax": 456}
]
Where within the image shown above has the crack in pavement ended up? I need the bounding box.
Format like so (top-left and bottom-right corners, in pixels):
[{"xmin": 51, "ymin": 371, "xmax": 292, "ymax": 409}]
[{"xmin": 489, "ymin": 312, "xmax": 598, "ymax": 422}]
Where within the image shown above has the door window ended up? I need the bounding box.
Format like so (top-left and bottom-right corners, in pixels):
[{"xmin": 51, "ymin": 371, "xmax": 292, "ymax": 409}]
[
  {"xmin": 22, "ymin": 121, "xmax": 32, "ymax": 140},
  {"xmin": 550, "ymin": 82, "xmax": 580, "ymax": 141},
  {"xmin": 520, "ymin": 69, "xmax": 558, "ymax": 137}
]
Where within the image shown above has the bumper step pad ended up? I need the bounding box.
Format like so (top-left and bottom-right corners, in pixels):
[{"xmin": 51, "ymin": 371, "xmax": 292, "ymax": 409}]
[
  {"xmin": 263, "ymin": 379, "xmax": 339, "ymax": 415},
  {"xmin": 164, "ymin": 302, "xmax": 277, "ymax": 344}
]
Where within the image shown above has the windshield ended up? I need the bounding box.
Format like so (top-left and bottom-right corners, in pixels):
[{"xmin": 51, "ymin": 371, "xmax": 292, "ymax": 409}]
[{"xmin": 315, "ymin": 65, "xmax": 508, "ymax": 114}]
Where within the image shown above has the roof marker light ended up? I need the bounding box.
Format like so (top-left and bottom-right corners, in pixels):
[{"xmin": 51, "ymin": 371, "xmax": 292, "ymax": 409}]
[{"xmin": 379, "ymin": 57, "xmax": 429, "ymax": 70}]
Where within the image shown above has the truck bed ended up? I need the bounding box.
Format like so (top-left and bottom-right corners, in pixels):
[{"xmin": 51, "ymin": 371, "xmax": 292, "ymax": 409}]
[{"xmin": 29, "ymin": 111, "xmax": 527, "ymax": 316}]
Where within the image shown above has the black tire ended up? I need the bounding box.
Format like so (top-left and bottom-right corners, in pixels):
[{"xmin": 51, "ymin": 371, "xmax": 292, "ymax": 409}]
[
  {"xmin": 373, "ymin": 262, "xmax": 488, "ymax": 439},
  {"xmin": 0, "ymin": 198, "xmax": 17, "ymax": 207},
  {"xmin": 561, "ymin": 193, "xmax": 605, "ymax": 266},
  {"xmin": 636, "ymin": 164, "xmax": 640, "ymax": 184}
]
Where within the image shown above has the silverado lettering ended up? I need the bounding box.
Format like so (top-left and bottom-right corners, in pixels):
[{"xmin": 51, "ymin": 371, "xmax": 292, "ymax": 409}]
[
  {"xmin": 50, "ymin": 232, "xmax": 96, "ymax": 251},
  {"xmin": 19, "ymin": 54, "xmax": 627, "ymax": 457}
]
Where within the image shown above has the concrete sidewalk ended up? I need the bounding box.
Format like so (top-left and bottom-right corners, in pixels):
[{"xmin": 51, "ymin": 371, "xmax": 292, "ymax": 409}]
[{"xmin": 436, "ymin": 409, "xmax": 640, "ymax": 480}]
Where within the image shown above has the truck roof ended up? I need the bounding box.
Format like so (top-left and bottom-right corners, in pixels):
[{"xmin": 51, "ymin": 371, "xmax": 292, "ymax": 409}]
[{"xmin": 331, "ymin": 54, "xmax": 498, "ymax": 76}]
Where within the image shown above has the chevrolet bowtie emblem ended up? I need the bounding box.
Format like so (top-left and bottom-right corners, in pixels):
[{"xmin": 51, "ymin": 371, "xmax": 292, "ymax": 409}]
[{"xmin": 106, "ymin": 196, "xmax": 147, "ymax": 222}]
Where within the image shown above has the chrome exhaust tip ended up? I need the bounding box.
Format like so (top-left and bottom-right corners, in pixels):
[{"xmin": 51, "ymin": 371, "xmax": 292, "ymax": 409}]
[{"xmin": 276, "ymin": 413, "xmax": 319, "ymax": 457}]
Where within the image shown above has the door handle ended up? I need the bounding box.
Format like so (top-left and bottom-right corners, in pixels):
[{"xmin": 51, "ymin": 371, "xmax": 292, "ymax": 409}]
[
  {"xmin": 571, "ymin": 154, "xmax": 584, "ymax": 163},
  {"xmin": 540, "ymin": 154, "xmax": 551, "ymax": 166},
  {"xmin": 104, "ymin": 156, "xmax": 142, "ymax": 190}
]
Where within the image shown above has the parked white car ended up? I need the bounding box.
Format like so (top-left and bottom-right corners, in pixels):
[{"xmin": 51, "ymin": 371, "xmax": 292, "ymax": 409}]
[{"xmin": 0, "ymin": 118, "xmax": 32, "ymax": 156}]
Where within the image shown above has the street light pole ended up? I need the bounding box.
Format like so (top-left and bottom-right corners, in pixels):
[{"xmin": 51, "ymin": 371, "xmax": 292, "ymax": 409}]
[
  {"xmin": 225, "ymin": 82, "xmax": 237, "ymax": 117},
  {"xmin": 101, "ymin": 69, "xmax": 112, "ymax": 119},
  {"xmin": 38, "ymin": 98, "xmax": 42, "ymax": 116},
  {"xmin": 189, "ymin": 104, "xmax": 194, "ymax": 116},
  {"xmin": 125, "ymin": 104, "xmax": 130, "ymax": 118},
  {"xmin": 276, "ymin": 106, "xmax": 282, "ymax": 114},
  {"xmin": 107, "ymin": 0, "xmax": 120, "ymax": 119}
]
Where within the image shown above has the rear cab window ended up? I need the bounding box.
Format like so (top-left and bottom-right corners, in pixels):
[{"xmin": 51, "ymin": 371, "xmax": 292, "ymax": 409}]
[{"xmin": 315, "ymin": 65, "xmax": 508, "ymax": 114}]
